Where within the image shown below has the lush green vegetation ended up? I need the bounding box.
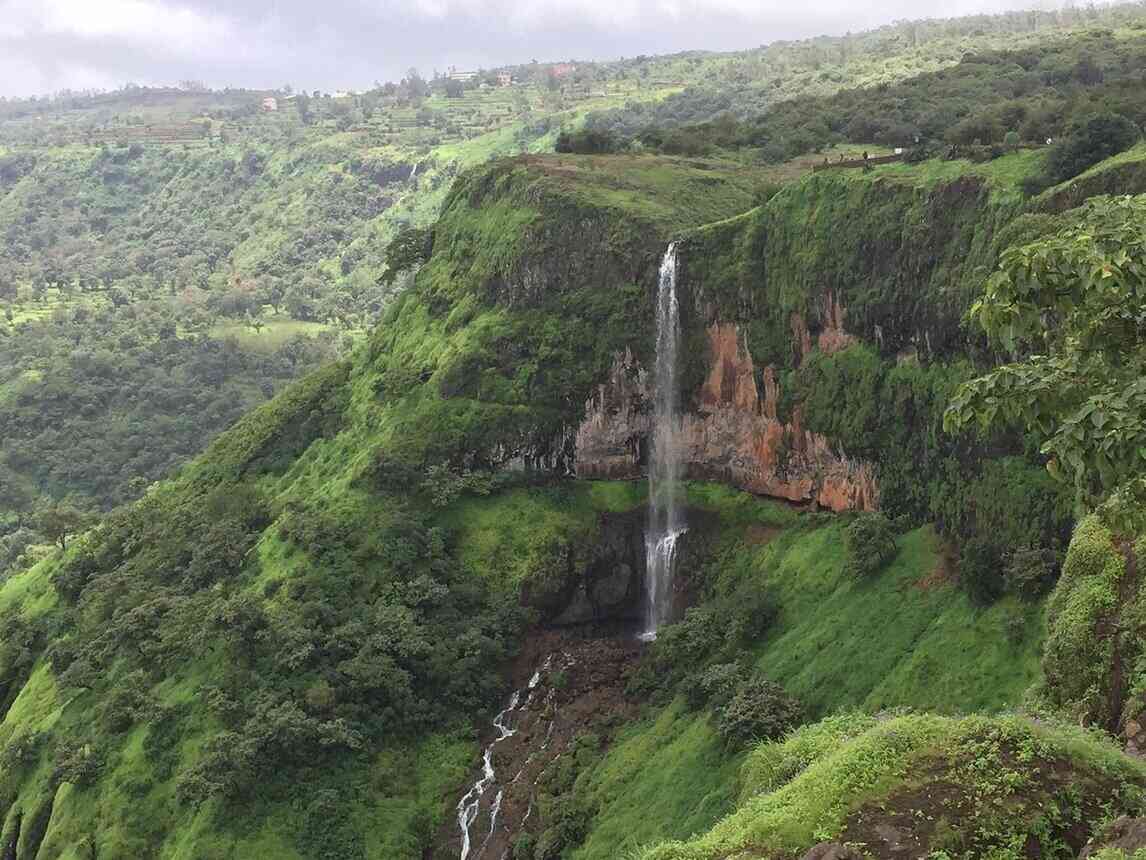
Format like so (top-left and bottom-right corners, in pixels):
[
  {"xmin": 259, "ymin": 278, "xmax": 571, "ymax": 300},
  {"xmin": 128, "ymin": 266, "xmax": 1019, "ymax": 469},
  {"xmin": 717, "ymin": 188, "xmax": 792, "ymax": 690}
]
[
  {"xmin": 0, "ymin": 67, "xmax": 689, "ymax": 574},
  {"xmin": 5, "ymin": 7, "xmax": 1146, "ymax": 858},
  {"xmin": 587, "ymin": 22, "xmax": 1146, "ymax": 169},
  {"xmin": 639, "ymin": 713, "xmax": 1146, "ymax": 859},
  {"xmin": 0, "ymin": 151, "xmax": 776, "ymax": 857},
  {"xmin": 947, "ymin": 194, "xmax": 1146, "ymax": 503},
  {"xmin": 2, "ymin": 130, "xmax": 1142, "ymax": 859}
]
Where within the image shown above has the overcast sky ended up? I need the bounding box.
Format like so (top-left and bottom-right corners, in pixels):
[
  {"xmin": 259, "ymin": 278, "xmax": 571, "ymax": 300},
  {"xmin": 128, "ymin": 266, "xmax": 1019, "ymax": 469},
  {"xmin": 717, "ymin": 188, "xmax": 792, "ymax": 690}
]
[{"xmin": 0, "ymin": 0, "xmax": 1072, "ymax": 98}]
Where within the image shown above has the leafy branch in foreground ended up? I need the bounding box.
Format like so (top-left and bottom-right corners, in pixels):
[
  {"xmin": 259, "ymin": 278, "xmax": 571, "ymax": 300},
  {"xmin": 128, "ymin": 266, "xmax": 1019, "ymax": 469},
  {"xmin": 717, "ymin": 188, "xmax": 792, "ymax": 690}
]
[
  {"xmin": 944, "ymin": 193, "xmax": 1146, "ymax": 504},
  {"xmin": 945, "ymin": 194, "xmax": 1146, "ymax": 504}
]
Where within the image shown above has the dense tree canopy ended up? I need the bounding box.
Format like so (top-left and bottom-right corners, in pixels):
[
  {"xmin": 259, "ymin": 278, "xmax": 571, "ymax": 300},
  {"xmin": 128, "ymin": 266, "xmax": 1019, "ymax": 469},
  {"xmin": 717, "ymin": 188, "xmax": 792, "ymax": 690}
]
[
  {"xmin": 946, "ymin": 194, "xmax": 1146, "ymax": 503},
  {"xmin": 586, "ymin": 29, "xmax": 1146, "ymax": 177}
]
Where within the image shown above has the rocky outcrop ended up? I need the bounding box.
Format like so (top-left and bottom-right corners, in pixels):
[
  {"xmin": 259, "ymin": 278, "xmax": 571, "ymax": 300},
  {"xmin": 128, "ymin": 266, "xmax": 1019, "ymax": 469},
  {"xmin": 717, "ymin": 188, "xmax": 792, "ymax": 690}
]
[
  {"xmin": 791, "ymin": 291, "xmax": 857, "ymax": 365},
  {"xmin": 1079, "ymin": 816, "xmax": 1146, "ymax": 858},
  {"xmin": 518, "ymin": 510, "xmax": 647, "ymax": 625},
  {"xmin": 551, "ymin": 510, "xmax": 646, "ymax": 626},
  {"xmin": 575, "ymin": 324, "xmax": 878, "ymax": 512},
  {"xmin": 573, "ymin": 347, "xmax": 650, "ymax": 480},
  {"xmin": 434, "ymin": 630, "xmax": 642, "ymax": 860}
]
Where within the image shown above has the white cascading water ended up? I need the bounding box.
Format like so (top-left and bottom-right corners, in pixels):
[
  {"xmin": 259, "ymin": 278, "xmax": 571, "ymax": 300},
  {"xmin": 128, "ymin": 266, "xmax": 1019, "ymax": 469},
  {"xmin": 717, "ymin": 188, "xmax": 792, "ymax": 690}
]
[
  {"xmin": 457, "ymin": 653, "xmax": 573, "ymax": 860},
  {"xmin": 409, "ymin": 161, "xmax": 419, "ymax": 182},
  {"xmin": 640, "ymin": 243, "xmax": 686, "ymax": 642},
  {"xmin": 456, "ymin": 689, "xmax": 520, "ymax": 860}
]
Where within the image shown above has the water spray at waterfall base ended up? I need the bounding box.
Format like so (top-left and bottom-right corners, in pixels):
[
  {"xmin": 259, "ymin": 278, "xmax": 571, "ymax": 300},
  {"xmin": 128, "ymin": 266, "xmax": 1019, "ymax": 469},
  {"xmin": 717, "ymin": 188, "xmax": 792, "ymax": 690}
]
[{"xmin": 640, "ymin": 243, "xmax": 686, "ymax": 642}]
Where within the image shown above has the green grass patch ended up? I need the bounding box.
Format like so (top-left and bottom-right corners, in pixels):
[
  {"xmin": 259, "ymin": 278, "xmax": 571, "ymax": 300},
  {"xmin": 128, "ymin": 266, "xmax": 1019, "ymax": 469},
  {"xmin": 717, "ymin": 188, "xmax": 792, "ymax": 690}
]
[
  {"xmin": 571, "ymin": 701, "xmax": 744, "ymax": 860},
  {"xmin": 754, "ymin": 524, "xmax": 1043, "ymax": 715}
]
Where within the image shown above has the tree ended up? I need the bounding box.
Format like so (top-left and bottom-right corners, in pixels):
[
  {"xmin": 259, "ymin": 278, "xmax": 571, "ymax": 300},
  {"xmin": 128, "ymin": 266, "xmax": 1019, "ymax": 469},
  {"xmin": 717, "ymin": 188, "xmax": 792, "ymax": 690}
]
[
  {"xmin": 945, "ymin": 195, "xmax": 1146, "ymax": 504},
  {"xmin": 1045, "ymin": 113, "xmax": 1140, "ymax": 183},
  {"xmin": 716, "ymin": 678, "xmax": 802, "ymax": 748},
  {"xmin": 381, "ymin": 226, "xmax": 433, "ymax": 286},
  {"xmin": 843, "ymin": 512, "xmax": 898, "ymax": 577},
  {"xmin": 295, "ymin": 93, "xmax": 311, "ymax": 125},
  {"xmin": 37, "ymin": 504, "xmax": 92, "ymax": 550}
]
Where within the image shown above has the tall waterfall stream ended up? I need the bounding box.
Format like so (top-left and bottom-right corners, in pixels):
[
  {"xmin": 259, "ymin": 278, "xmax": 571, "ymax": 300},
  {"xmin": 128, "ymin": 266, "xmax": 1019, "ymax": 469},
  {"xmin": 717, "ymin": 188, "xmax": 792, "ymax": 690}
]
[{"xmin": 641, "ymin": 243, "xmax": 686, "ymax": 641}]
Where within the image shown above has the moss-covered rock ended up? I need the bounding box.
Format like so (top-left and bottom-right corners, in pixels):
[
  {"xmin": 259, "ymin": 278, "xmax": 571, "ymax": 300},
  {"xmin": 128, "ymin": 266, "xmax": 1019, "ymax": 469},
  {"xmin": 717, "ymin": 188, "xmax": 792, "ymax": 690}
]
[{"xmin": 640, "ymin": 714, "xmax": 1146, "ymax": 860}]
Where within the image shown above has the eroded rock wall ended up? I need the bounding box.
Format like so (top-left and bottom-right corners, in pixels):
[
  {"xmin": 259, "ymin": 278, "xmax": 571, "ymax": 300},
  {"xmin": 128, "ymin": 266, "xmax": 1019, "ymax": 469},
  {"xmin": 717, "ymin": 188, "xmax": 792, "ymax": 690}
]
[{"xmin": 575, "ymin": 323, "xmax": 878, "ymax": 512}]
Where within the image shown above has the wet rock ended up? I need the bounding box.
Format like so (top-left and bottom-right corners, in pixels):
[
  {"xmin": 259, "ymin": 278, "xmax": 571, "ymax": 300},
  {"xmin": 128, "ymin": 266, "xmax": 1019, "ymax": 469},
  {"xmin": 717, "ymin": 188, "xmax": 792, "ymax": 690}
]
[
  {"xmin": 590, "ymin": 562, "xmax": 633, "ymax": 607},
  {"xmin": 1079, "ymin": 816, "xmax": 1146, "ymax": 858},
  {"xmin": 546, "ymin": 511, "xmax": 645, "ymax": 625}
]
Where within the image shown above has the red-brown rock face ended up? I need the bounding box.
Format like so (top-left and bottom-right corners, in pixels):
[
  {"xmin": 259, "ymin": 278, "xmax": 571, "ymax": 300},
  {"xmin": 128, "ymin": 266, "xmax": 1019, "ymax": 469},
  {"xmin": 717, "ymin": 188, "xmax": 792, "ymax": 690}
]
[{"xmin": 574, "ymin": 324, "xmax": 879, "ymax": 512}]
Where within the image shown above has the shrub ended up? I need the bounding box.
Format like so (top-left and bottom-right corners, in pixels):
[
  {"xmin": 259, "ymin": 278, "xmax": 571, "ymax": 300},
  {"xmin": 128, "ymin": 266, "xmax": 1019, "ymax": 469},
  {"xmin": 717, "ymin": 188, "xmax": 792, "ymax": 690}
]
[
  {"xmin": 1004, "ymin": 546, "xmax": 1060, "ymax": 599},
  {"xmin": 1046, "ymin": 112, "xmax": 1140, "ymax": 183},
  {"xmin": 1020, "ymin": 174, "xmax": 1054, "ymax": 197},
  {"xmin": 1, "ymin": 730, "xmax": 45, "ymax": 771},
  {"xmin": 903, "ymin": 143, "xmax": 934, "ymax": 164},
  {"xmin": 843, "ymin": 513, "xmax": 898, "ymax": 578},
  {"xmin": 534, "ymin": 795, "xmax": 593, "ymax": 859},
  {"xmin": 52, "ymin": 740, "xmax": 105, "ymax": 787},
  {"xmin": 512, "ymin": 833, "xmax": 535, "ymax": 860},
  {"xmin": 716, "ymin": 677, "xmax": 803, "ymax": 748},
  {"xmin": 959, "ymin": 536, "xmax": 1005, "ymax": 605},
  {"xmin": 554, "ymin": 129, "xmax": 619, "ymax": 155},
  {"xmin": 724, "ymin": 586, "xmax": 779, "ymax": 649},
  {"xmin": 683, "ymin": 662, "xmax": 745, "ymax": 711}
]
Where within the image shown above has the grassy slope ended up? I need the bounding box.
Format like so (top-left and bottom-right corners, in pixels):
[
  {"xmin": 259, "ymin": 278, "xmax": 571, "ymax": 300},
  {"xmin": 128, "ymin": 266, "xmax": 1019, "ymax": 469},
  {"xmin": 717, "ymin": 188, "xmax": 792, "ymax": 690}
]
[
  {"xmin": 638, "ymin": 712, "xmax": 1146, "ymax": 859},
  {"xmin": 757, "ymin": 524, "xmax": 1043, "ymax": 715},
  {"xmin": 570, "ymin": 518, "xmax": 1045, "ymax": 859},
  {"xmin": 3, "ymin": 146, "xmax": 1146, "ymax": 857}
]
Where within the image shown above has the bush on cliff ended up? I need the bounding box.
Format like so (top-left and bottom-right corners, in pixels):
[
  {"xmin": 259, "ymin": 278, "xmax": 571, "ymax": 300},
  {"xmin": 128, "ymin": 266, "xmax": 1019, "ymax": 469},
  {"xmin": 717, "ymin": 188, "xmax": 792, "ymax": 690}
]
[
  {"xmin": 843, "ymin": 513, "xmax": 898, "ymax": 578},
  {"xmin": 716, "ymin": 677, "xmax": 803, "ymax": 749},
  {"xmin": 683, "ymin": 662, "xmax": 746, "ymax": 711},
  {"xmin": 1047, "ymin": 113, "xmax": 1141, "ymax": 183},
  {"xmin": 959, "ymin": 536, "xmax": 1006, "ymax": 606},
  {"xmin": 631, "ymin": 582, "xmax": 779, "ymax": 700},
  {"xmin": 555, "ymin": 128, "xmax": 621, "ymax": 154}
]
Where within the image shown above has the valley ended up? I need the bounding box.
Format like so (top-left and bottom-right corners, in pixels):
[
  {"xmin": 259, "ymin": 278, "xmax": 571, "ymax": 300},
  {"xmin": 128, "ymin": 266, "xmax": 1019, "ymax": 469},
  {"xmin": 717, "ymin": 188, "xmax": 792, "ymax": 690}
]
[{"xmin": 5, "ymin": 5, "xmax": 1146, "ymax": 859}]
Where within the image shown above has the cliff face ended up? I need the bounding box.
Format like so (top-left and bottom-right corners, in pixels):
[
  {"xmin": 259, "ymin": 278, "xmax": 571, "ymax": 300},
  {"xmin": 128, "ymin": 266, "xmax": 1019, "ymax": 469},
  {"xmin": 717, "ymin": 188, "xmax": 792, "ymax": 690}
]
[
  {"xmin": 566, "ymin": 170, "xmax": 1025, "ymax": 512},
  {"xmin": 575, "ymin": 323, "xmax": 878, "ymax": 511},
  {"xmin": 376, "ymin": 155, "xmax": 1066, "ymax": 536}
]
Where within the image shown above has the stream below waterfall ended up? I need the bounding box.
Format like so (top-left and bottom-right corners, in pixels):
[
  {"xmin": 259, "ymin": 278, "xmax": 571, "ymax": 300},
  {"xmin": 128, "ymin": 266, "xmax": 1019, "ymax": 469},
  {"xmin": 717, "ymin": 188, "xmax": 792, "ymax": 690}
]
[{"xmin": 440, "ymin": 631, "xmax": 640, "ymax": 860}]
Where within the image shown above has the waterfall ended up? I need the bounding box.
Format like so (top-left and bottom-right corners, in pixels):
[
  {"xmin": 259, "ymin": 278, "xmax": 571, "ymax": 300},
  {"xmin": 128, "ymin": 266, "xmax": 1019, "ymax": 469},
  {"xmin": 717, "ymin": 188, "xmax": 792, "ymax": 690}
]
[
  {"xmin": 409, "ymin": 161, "xmax": 419, "ymax": 182},
  {"xmin": 641, "ymin": 243, "xmax": 686, "ymax": 642}
]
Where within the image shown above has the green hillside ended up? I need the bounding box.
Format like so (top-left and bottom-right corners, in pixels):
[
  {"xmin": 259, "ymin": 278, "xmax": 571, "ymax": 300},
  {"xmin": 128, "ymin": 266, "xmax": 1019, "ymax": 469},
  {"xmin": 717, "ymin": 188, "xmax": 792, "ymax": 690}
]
[
  {"xmin": 5, "ymin": 7, "xmax": 1146, "ymax": 859},
  {"xmin": 0, "ymin": 126, "xmax": 1145, "ymax": 857},
  {"xmin": 3, "ymin": 6, "xmax": 1144, "ymax": 576}
]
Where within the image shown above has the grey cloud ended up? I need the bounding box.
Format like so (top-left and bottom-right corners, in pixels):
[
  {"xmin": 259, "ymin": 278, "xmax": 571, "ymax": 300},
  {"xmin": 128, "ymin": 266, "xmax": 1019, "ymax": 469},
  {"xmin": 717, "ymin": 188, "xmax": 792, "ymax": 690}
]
[{"xmin": 0, "ymin": 0, "xmax": 1068, "ymax": 98}]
